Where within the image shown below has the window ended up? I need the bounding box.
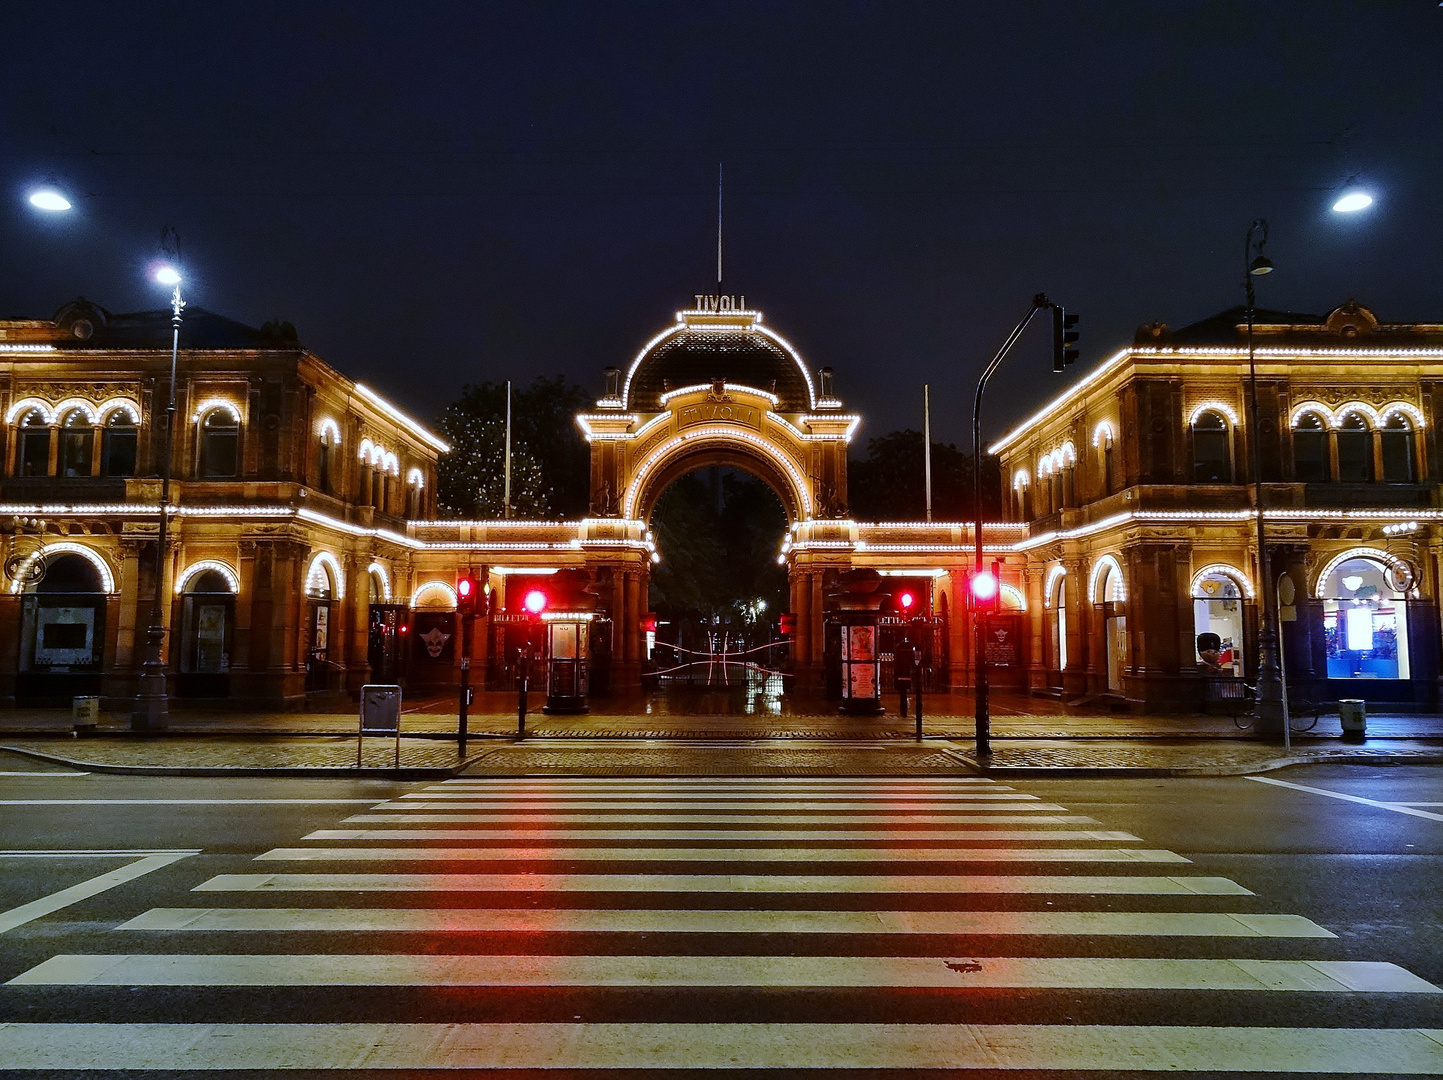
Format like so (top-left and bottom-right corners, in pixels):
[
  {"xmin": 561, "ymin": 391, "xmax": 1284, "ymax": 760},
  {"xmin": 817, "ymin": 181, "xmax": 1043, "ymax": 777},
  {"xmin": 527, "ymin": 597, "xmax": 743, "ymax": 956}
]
[
  {"xmin": 1191, "ymin": 411, "xmax": 1231, "ymax": 482},
  {"xmin": 1335, "ymin": 414, "xmax": 1373, "ymax": 482},
  {"xmin": 318, "ymin": 433, "xmax": 333, "ymax": 493},
  {"xmin": 1102, "ymin": 441, "xmax": 1114, "ymax": 493},
  {"xmin": 182, "ymin": 569, "xmax": 233, "ymax": 674},
  {"xmin": 1292, "ymin": 412, "xmax": 1329, "ymax": 482},
  {"xmin": 17, "ymin": 408, "xmax": 50, "ymax": 476},
  {"xmin": 101, "ymin": 411, "xmax": 138, "ymax": 476},
  {"xmin": 1192, "ymin": 571, "xmax": 1246, "ymax": 677},
  {"xmin": 406, "ymin": 472, "xmax": 424, "ymax": 518},
  {"xmin": 1381, "ymin": 415, "xmax": 1416, "ymax": 482},
  {"xmin": 1321, "ymin": 556, "xmax": 1410, "ymax": 680},
  {"xmin": 199, "ymin": 409, "xmax": 240, "ymax": 477},
  {"xmin": 58, "ymin": 409, "xmax": 94, "ymax": 477}
]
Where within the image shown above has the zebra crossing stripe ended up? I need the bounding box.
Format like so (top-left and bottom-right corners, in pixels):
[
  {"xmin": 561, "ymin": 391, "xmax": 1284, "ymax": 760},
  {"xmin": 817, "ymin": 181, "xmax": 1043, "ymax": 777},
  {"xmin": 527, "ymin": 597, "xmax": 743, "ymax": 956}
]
[
  {"xmin": 14, "ymin": 953, "xmax": 1434, "ymax": 992},
  {"xmin": 252, "ymin": 845, "xmax": 1189, "ymax": 864},
  {"xmin": 391, "ymin": 793, "xmax": 1044, "ymax": 803},
  {"xmin": 2, "ymin": 1022, "xmax": 1441, "ymax": 1071},
  {"xmin": 116, "ymin": 907, "xmax": 1336, "ymax": 937},
  {"xmin": 303, "ymin": 827, "xmax": 1146, "ymax": 842},
  {"xmin": 344, "ymin": 812, "xmax": 1099, "ymax": 824},
  {"xmin": 192, "ymin": 872, "xmax": 1252, "ymax": 894}
]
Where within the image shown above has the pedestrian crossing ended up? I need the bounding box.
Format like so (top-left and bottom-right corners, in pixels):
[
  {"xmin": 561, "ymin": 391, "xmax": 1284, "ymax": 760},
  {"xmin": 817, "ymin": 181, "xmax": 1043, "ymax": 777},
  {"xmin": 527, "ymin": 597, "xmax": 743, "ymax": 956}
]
[{"xmin": 3, "ymin": 773, "xmax": 1442, "ymax": 1073}]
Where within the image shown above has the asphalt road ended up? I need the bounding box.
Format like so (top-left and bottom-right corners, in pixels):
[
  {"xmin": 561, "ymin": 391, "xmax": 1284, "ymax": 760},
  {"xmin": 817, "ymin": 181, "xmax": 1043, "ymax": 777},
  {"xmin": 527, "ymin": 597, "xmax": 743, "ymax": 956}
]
[{"xmin": 0, "ymin": 760, "xmax": 1439, "ymax": 1076}]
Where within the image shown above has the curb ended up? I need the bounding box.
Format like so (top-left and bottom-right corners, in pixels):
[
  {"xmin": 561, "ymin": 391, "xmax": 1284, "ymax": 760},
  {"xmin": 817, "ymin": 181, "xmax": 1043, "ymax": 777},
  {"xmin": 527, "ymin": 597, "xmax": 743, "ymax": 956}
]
[
  {"xmin": 0, "ymin": 742, "xmax": 489, "ymax": 779},
  {"xmin": 958, "ymin": 751, "xmax": 1443, "ymax": 778}
]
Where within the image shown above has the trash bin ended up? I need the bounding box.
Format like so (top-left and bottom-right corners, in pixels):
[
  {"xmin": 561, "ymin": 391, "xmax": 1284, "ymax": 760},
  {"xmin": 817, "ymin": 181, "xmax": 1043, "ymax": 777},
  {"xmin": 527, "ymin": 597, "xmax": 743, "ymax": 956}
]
[
  {"xmin": 71, "ymin": 695, "xmax": 100, "ymax": 732},
  {"xmin": 1338, "ymin": 699, "xmax": 1366, "ymax": 744}
]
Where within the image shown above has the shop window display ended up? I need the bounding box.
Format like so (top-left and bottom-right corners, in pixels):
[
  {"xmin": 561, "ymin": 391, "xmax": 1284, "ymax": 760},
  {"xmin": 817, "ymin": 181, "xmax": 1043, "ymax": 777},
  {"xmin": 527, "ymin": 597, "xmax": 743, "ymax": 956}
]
[{"xmin": 1321, "ymin": 556, "xmax": 1410, "ymax": 680}]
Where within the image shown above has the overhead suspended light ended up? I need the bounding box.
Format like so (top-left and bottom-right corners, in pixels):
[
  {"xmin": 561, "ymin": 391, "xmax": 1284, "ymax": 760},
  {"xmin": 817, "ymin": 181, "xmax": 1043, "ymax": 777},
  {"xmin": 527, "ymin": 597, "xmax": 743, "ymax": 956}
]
[
  {"xmin": 28, "ymin": 188, "xmax": 72, "ymax": 212},
  {"xmin": 1332, "ymin": 191, "xmax": 1374, "ymax": 213}
]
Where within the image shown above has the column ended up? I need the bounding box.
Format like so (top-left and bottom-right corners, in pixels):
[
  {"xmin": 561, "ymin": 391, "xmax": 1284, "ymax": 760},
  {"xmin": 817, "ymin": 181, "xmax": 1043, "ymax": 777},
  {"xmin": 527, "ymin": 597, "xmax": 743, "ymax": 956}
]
[
  {"xmin": 793, "ymin": 569, "xmax": 811, "ymax": 675},
  {"xmin": 808, "ymin": 570, "xmax": 825, "ymax": 668},
  {"xmin": 1025, "ymin": 565, "xmax": 1046, "ymax": 693},
  {"xmin": 114, "ymin": 539, "xmax": 143, "ymax": 673},
  {"xmin": 623, "ymin": 569, "xmax": 641, "ymax": 665},
  {"xmin": 1061, "ymin": 557, "xmax": 1087, "ymax": 697}
]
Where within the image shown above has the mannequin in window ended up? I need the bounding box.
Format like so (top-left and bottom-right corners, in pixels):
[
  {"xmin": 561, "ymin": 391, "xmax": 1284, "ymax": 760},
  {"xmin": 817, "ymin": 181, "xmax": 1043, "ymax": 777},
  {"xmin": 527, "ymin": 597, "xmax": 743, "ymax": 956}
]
[{"xmin": 1196, "ymin": 632, "xmax": 1225, "ymax": 674}]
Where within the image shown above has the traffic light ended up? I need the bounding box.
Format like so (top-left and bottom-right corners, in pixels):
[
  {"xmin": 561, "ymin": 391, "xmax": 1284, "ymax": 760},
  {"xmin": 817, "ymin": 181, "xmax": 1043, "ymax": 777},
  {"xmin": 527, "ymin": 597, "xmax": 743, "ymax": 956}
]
[
  {"xmin": 897, "ymin": 590, "xmax": 916, "ymax": 616},
  {"xmin": 969, "ymin": 566, "xmax": 999, "ymax": 613},
  {"xmin": 779, "ymin": 612, "xmax": 797, "ymax": 636},
  {"xmin": 456, "ymin": 575, "xmax": 478, "ymax": 617},
  {"xmin": 640, "ymin": 613, "xmax": 658, "ymax": 633},
  {"xmin": 523, "ymin": 588, "xmax": 548, "ymax": 618},
  {"xmin": 1052, "ymin": 305, "xmax": 1079, "ymax": 372}
]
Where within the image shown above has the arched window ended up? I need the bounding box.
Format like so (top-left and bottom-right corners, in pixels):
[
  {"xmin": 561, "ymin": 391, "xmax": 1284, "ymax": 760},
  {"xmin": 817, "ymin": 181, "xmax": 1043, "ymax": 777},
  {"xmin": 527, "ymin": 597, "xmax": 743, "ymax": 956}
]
[
  {"xmin": 101, "ymin": 410, "xmax": 138, "ymax": 476},
  {"xmin": 1099, "ymin": 433, "xmax": 1115, "ymax": 493},
  {"xmin": 1335, "ymin": 413, "xmax": 1373, "ymax": 482},
  {"xmin": 1381, "ymin": 414, "xmax": 1417, "ymax": 482},
  {"xmin": 21, "ymin": 551, "xmax": 108, "ymax": 676},
  {"xmin": 318, "ymin": 430, "xmax": 334, "ymax": 493},
  {"xmin": 1320, "ymin": 554, "xmax": 1410, "ymax": 680},
  {"xmin": 1292, "ymin": 411, "xmax": 1329, "ymax": 482},
  {"xmin": 1191, "ymin": 569, "xmax": 1248, "ymax": 677},
  {"xmin": 406, "ymin": 470, "xmax": 425, "ymax": 518},
  {"xmin": 17, "ymin": 408, "xmax": 51, "ymax": 476},
  {"xmin": 180, "ymin": 569, "xmax": 235, "ymax": 678},
  {"xmin": 199, "ymin": 408, "xmax": 240, "ymax": 477},
  {"xmin": 1044, "ymin": 570, "xmax": 1067, "ymax": 682},
  {"xmin": 1191, "ymin": 410, "xmax": 1231, "ymax": 482},
  {"xmin": 58, "ymin": 408, "xmax": 95, "ymax": 477}
]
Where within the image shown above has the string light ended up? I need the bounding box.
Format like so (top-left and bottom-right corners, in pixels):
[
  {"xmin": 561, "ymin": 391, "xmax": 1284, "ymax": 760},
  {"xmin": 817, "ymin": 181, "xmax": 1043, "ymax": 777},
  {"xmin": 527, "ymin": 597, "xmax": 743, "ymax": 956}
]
[{"xmin": 174, "ymin": 559, "xmax": 241, "ymax": 595}]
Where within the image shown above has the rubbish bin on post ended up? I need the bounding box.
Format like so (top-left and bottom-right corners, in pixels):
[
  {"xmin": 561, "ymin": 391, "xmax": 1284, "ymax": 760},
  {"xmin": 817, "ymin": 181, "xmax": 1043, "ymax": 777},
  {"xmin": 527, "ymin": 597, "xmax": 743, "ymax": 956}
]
[
  {"xmin": 71, "ymin": 696, "xmax": 99, "ymax": 732},
  {"xmin": 1338, "ymin": 699, "xmax": 1366, "ymax": 744}
]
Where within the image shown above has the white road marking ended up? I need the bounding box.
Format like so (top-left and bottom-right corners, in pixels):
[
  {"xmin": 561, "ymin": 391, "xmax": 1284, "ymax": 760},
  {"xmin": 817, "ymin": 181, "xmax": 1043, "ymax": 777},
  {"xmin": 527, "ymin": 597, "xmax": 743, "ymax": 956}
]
[
  {"xmin": 436, "ymin": 780, "xmax": 1005, "ymax": 790},
  {"xmin": 0, "ymin": 852, "xmax": 196, "ymax": 934},
  {"xmin": 3, "ymin": 1022, "xmax": 1442, "ymax": 1071},
  {"xmin": 0, "ymin": 799, "xmax": 381, "ymax": 806},
  {"xmin": 1388, "ymin": 802, "xmax": 1443, "ymax": 807},
  {"xmin": 118, "ymin": 906, "xmax": 1335, "ymax": 938},
  {"xmin": 0, "ymin": 850, "xmax": 199, "ymax": 858},
  {"xmin": 15, "ymin": 953, "xmax": 1433, "ymax": 992},
  {"xmin": 303, "ymin": 827, "xmax": 1145, "ymax": 842},
  {"xmin": 345, "ymin": 812, "xmax": 1098, "ymax": 824},
  {"xmin": 254, "ymin": 845, "xmax": 1188, "ymax": 864},
  {"xmin": 193, "ymin": 872, "xmax": 1251, "ymax": 895},
  {"xmin": 381, "ymin": 800, "xmax": 1072, "ymax": 812},
  {"xmin": 0, "ymin": 771, "xmax": 88, "ymax": 777},
  {"xmin": 1248, "ymin": 776, "xmax": 1443, "ymax": 823},
  {"xmin": 394, "ymin": 792, "xmax": 1042, "ymax": 803}
]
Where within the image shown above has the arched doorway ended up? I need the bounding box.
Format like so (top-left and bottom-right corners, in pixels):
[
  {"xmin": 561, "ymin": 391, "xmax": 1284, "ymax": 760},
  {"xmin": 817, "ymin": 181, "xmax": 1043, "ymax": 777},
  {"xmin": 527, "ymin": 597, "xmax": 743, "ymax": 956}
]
[
  {"xmin": 646, "ymin": 464, "xmax": 791, "ymax": 704},
  {"xmin": 304, "ymin": 552, "xmax": 340, "ymax": 691},
  {"xmin": 1091, "ymin": 555, "xmax": 1127, "ymax": 693},
  {"xmin": 17, "ymin": 547, "xmax": 111, "ymax": 702},
  {"xmin": 176, "ymin": 562, "xmax": 238, "ymax": 697},
  {"xmin": 1318, "ymin": 551, "xmax": 1412, "ymax": 682}
]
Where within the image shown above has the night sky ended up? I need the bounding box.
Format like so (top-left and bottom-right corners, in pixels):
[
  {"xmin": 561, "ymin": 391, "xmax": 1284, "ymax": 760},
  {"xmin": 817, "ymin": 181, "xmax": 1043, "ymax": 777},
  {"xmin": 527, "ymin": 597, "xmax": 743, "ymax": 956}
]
[{"xmin": 4, "ymin": 2, "xmax": 1440, "ymax": 446}]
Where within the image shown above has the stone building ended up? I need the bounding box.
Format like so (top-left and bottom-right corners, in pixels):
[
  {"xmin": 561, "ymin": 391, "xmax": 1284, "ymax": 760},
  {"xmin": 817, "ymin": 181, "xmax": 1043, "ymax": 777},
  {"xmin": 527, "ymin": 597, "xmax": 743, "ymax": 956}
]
[{"xmin": 990, "ymin": 302, "xmax": 1443, "ymax": 710}]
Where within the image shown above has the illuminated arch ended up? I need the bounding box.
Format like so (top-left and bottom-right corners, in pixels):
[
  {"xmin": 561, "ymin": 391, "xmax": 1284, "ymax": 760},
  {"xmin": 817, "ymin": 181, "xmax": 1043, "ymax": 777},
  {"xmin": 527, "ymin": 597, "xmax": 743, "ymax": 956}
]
[
  {"xmin": 53, "ymin": 398, "xmax": 99, "ymax": 424},
  {"xmin": 304, "ymin": 550, "xmax": 344, "ymax": 599},
  {"xmin": 1059, "ymin": 440, "xmax": 1076, "ymax": 466},
  {"xmin": 382, "ymin": 450, "xmax": 400, "ymax": 476},
  {"xmin": 406, "ymin": 467, "xmax": 425, "ymax": 489},
  {"xmin": 1189, "ymin": 563, "xmax": 1254, "ymax": 600},
  {"xmin": 1313, "ymin": 547, "xmax": 1408, "ymax": 597},
  {"xmin": 191, "ymin": 398, "xmax": 242, "ymax": 424},
  {"xmin": 317, "ymin": 417, "xmax": 341, "ymax": 444},
  {"xmin": 622, "ymin": 426, "xmax": 813, "ymax": 520},
  {"xmin": 999, "ymin": 583, "xmax": 1026, "ymax": 611},
  {"xmin": 1092, "ymin": 420, "xmax": 1115, "ymax": 448},
  {"xmin": 1088, "ymin": 553, "xmax": 1126, "ymax": 603},
  {"xmin": 1331, "ymin": 401, "xmax": 1378, "ymax": 429},
  {"xmin": 1012, "ymin": 468, "xmax": 1030, "ymax": 490},
  {"xmin": 1044, "ymin": 565, "xmax": 1066, "ymax": 608},
  {"xmin": 97, "ymin": 398, "xmax": 142, "ymax": 424},
  {"xmin": 175, "ymin": 559, "xmax": 240, "ymax": 594},
  {"xmin": 366, "ymin": 561, "xmax": 392, "ymax": 601},
  {"xmin": 411, "ymin": 579, "xmax": 457, "ymax": 609},
  {"xmin": 9, "ymin": 542, "xmax": 116, "ymax": 594},
  {"xmin": 1289, "ymin": 401, "xmax": 1333, "ymax": 428},
  {"xmin": 6, "ymin": 398, "xmax": 56, "ymax": 425},
  {"xmin": 1379, "ymin": 401, "xmax": 1426, "ymax": 428},
  {"xmin": 1188, "ymin": 401, "xmax": 1240, "ymax": 427},
  {"xmin": 357, "ymin": 437, "xmax": 374, "ymax": 462}
]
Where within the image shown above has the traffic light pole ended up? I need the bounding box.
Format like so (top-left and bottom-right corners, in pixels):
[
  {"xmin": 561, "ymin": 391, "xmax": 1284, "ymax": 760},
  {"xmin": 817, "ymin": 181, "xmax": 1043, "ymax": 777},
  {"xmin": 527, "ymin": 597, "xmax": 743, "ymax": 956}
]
[
  {"xmin": 458, "ymin": 613, "xmax": 472, "ymax": 753},
  {"xmin": 972, "ymin": 294, "xmax": 1052, "ymax": 758}
]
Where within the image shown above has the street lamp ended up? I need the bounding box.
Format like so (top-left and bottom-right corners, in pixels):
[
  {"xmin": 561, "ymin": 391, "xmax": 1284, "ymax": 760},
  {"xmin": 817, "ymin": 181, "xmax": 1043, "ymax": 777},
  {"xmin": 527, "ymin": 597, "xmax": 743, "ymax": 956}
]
[
  {"xmin": 1332, "ymin": 190, "xmax": 1374, "ymax": 214},
  {"xmin": 131, "ymin": 228, "xmax": 185, "ymax": 731},
  {"xmin": 28, "ymin": 188, "xmax": 72, "ymax": 212},
  {"xmin": 1244, "ymin": 219, "xmax": 1284, "ymax": 736}
]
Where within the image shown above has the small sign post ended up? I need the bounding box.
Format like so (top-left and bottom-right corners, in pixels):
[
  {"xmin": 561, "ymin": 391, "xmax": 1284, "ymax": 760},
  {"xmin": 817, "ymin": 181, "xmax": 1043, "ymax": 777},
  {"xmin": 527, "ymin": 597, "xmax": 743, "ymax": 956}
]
[{"xmin": 358, "ymin": 684, "xmax": 402, "ymax": 768}]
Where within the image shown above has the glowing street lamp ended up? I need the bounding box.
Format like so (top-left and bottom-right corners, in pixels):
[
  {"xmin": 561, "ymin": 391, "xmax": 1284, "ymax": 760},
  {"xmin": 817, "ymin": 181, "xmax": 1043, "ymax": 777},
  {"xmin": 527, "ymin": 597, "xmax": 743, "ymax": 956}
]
[
  {"xmin": 28, "ymin": 188, "xmax": 72, "ymax": 212},
  {"xmin": 132, "ymin": 229, "xmax": 186, "ymax": 732},
  {"xmin": 1332, "ymin": 191, "xmax": 1374, "ymax": 214}
]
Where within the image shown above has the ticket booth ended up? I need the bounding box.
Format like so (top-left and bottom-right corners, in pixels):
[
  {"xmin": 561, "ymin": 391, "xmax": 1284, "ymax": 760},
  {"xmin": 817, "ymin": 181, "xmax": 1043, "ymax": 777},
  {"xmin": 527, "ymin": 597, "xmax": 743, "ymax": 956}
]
[{"xmin": 543, "ymin": 611, "xmax": 593, "ymax": 713}]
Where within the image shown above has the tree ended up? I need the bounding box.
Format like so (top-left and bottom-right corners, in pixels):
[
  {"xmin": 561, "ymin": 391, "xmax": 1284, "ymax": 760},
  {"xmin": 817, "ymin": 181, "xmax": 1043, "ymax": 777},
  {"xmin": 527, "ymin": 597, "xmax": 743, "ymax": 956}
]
[
  {"xmin": 847, "ymin": 429, "xmax": 1001, "ymax": 521},
  {"xmin": 435, "ymin": 377, "xmax": 592, "ymax": 519}
]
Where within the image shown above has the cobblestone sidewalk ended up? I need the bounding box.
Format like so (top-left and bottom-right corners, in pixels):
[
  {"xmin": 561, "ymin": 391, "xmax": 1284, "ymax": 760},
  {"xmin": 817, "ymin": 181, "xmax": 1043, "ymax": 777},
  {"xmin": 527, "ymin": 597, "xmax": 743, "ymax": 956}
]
[{"xmin": 0, "ymin": 736, "xmax": 471, "ymax": 774}]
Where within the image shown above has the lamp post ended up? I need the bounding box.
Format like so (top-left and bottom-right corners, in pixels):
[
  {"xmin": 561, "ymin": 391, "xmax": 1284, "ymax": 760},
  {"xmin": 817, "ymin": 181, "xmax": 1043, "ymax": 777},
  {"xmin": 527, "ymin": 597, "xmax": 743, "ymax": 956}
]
[
  {"xmin": 1243, "ymin": 219, "xmax": 1284, "ymax": 735},
  {"xmin": 131, "ymin": 230, "xmax": 184, "ymax": 731}
]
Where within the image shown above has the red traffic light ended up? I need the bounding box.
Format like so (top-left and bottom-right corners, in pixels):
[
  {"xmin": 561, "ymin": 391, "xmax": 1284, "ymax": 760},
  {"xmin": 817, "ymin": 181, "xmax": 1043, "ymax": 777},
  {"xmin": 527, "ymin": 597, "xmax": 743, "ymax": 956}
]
[
  {"xmin": 457, "ymin": 578, "xmax": 473, "ymax": 599},
  {"xmin": 456, "ymin": 575, "xmax": 478, "ymax": 616},
  {"xmin": 640, "ymin": 613, "xmax": 658, "ymax": 633},
  {"xmin": 523, "ymin": 589, "xmax": 548, "ymax": 616},
  {"xmin": 898, "ymin": 590, "xmax": 915, "ymax": 612},
  {"xmin": 779, "ymin": 612, "xmax": 797, "ymax": 635}
]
